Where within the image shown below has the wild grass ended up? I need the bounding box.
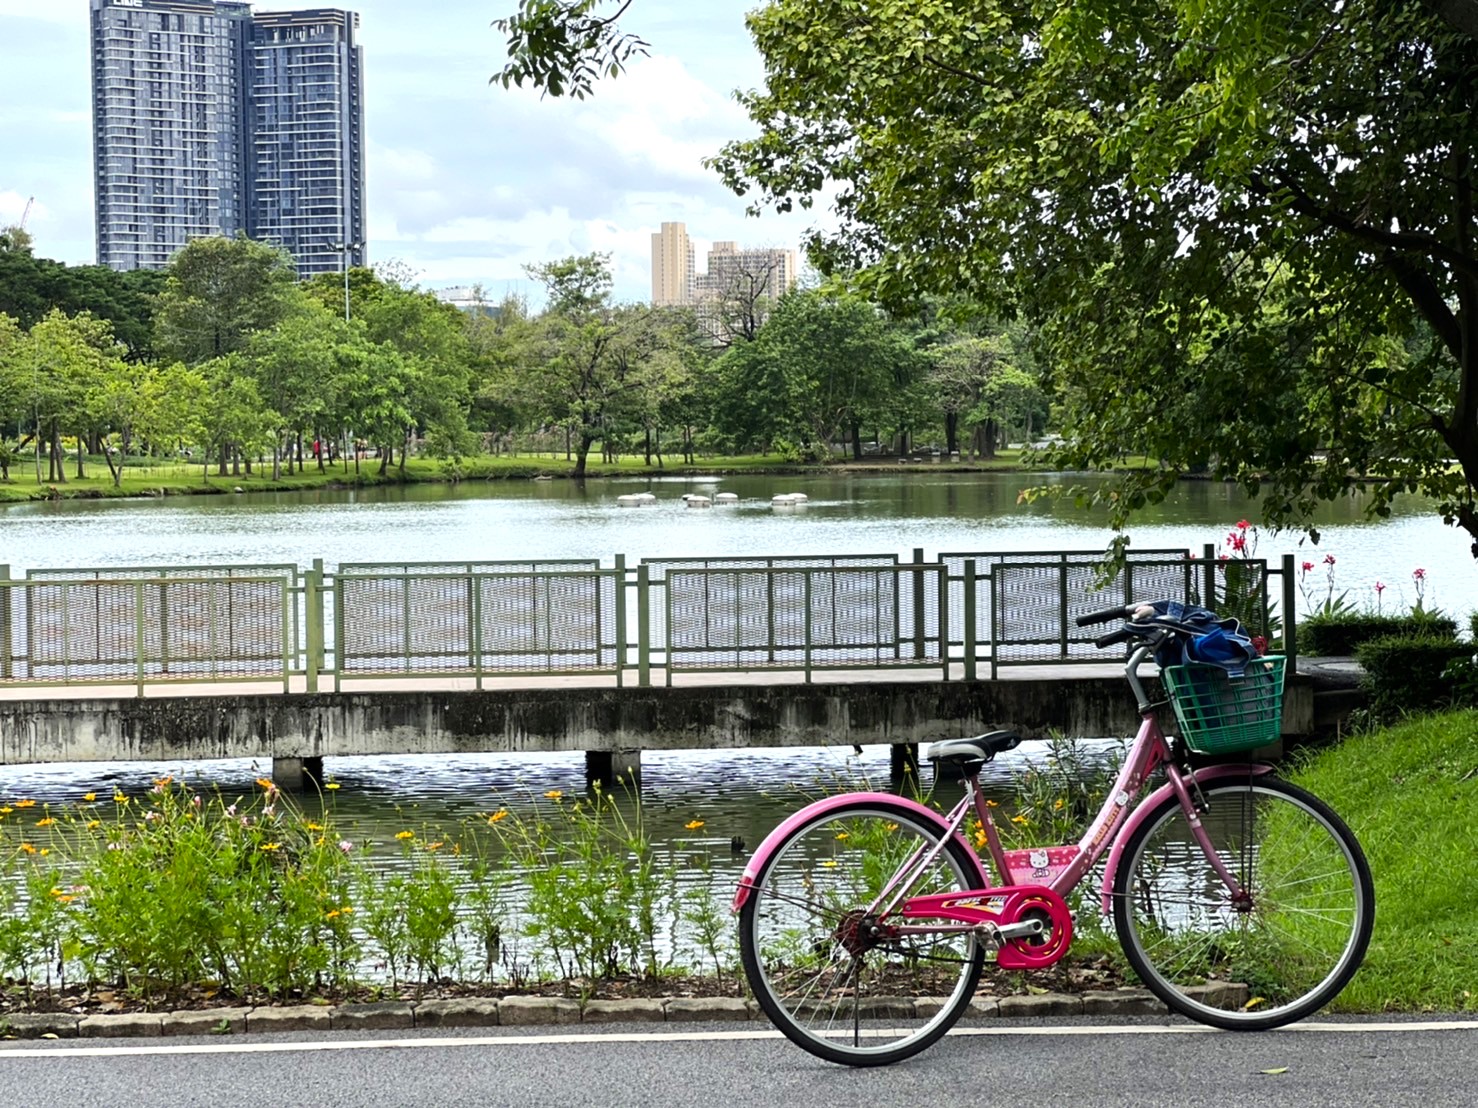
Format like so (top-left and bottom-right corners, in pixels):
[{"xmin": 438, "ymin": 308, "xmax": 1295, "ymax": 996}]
[{"xmin": 1287, "ymin": 710, "xmax": 1478, "ymax": 1012}]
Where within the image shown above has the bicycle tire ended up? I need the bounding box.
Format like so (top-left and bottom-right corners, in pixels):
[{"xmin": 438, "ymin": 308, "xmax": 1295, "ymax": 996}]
[
  {"xmin": 739, "ymin": 799, "xmax": 985, "ymax": 1066},
  {"xmin": 1112, "ymin": 775, "xmax": 1373, "ymax": 1030}
]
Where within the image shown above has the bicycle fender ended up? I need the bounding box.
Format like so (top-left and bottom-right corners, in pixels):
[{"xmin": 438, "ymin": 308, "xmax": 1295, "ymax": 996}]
[
  {"xmin": 732, "ymin": 792, "xmax": 990, "ymax": 913},
  {"xmin": 1099, "ymin": 763, "xmax": 1277, "ymax": 914}
]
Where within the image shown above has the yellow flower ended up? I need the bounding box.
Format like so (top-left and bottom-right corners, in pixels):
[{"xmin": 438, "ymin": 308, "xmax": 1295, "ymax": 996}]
[
  {"xmin": 49, "ymin": 887, "xmax": 65, "ymax": 898},
  {"xmin": 57, "ymin": 894, "xmax": 74, "ymax": 904},
  {"xmin": 884, "ymin": 822, "xmax": 899, "ymax": 832},
  {"xmin": 834, "ymin": 831, "xmax": 849, "ymax": 841},
  {"xmin": 325, "ymin": 908, "xmax": 342, "ymax": 920},
  {"xmin": 114, "ymin": 793, "xmax": 128, "ymax": 804},
  {"xmin": 15, "ymin": 799, "xmax": 36, "ymax": 809},
  {"xmin": 0, "ymin": 807, "xmax": 12, "ymax": 816},
  {"xmin": 821, "ymin": 860, "xmax": 838, "ymax": 868},
  {"xmin": 340, "ymin": 906, "xmax": 355, "ymax": 915},
  {"xmin": 686, "ymin": 820, "xmax": 706, "ymax": 831},
  {"xmin": 487, "ymin": 810, "xmax": 509, "ymax": 824},
  {"xmin": 19, "ymin": 843, "xmax": 36, "ymax": 854},
  {"xmin": 325, "ymin": 781, "xmax": 341, "ymax": 790},
  {"xmin": 256, "ymin": 778, "xmax": 276, "ymax": 791},
  {"xmin": 544, "ymin": 790, "xmax": 564, "ymax": 801},
  {"xmin": 36, "ymin": 818, "xmax": 56, "ymax": 827},
  {"xmin": 974, "ymin": 831, "xmax": 988, "ymax": 849},
  {"xmin": 83, "ymin": 793, "xmax": 97, "ymax": 802},
  {"xmin": 260, "ymin": 842, "xmax": 281, "ymax": 852},
  {"xmin": 87, "ymin": 820, "xmax": 101, "ymax": 830},
  {"xmin": 1011, "ymin": 814, "xmax": 1029, "ymax": 825},
  {"xmin": 1054, "ymin": 798, "xmax": 1065, "ymax": 811},
  {"xmin": 39, "ymin": 848, "xmax": 49, "ymax": 856},
  {"xmin": 395, "ymin": 830, "xmax": 415, "ymax": 841},
  {"xmin": 985, "ymin": 799, "xmax": 999, "ymax": 808},
  {"xmin": 426, "ymin": 841, "xmax": 444, "ymax": 852},
  {"xmin": 304, "ymin": 822, "xmax": 324, "ymax": 832}
]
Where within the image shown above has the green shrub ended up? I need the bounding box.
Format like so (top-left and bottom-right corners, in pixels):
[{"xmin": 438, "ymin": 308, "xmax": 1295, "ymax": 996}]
[
  {"xmin": 1301, "ymin": 612, "xmax": 1457, "ymax": 656},
  {"xmin": 1354, "ymin": 635, "xmax": 1474, "ymax": 722}
]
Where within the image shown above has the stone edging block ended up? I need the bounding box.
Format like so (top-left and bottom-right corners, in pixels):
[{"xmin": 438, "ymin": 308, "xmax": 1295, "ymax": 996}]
[{"xmin": 1, "ymin": 989, "xmax": 1204, "ymax": 1041}]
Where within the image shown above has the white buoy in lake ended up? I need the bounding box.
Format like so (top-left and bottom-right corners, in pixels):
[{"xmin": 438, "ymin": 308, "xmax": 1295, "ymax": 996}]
[
  {"xmin": 772, "ymin": 493, "xmax": 807, "ymax": 508},
  {"xmin": 715, "ymin": 492, "xmax": 739, "ymax": 504},
  {"xmin": 686, "ymin": 495, "xmax": 713, "ymax": 509}
]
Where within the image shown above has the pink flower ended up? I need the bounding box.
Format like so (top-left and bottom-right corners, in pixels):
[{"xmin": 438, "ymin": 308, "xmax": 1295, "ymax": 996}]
[
  {"xmin": 1229, "ymin": 533, "xmax": 1247, "ymax": 553},
  {"xmin": 1413, "ymin": 567, "xmax": 1426, "ymax": 581},
  {"xmin": 1236, "ymin": 520, "xmax": 1251, "ymax": 531},
  {"xmin": 1375, "ymin": 581, "xmax": 1385, "ymax": 594},
  {"xmin": 1301, "ymin": 561, "xmax": 1314, "ymax": 573},
  {"xmin": 338, "ymin": 840, "xmax": 354, "ymax": 854},
  {"xmin": 1251, "ymin": 635, "xmax": 1268, "ymax": 656},
  {"xmin": 1323, "ymin": 554, "xmax": 1336, "ymax": 566}
]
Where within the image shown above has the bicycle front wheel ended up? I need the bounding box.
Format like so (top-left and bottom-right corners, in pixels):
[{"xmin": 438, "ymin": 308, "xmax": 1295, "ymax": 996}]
[
  {"xmin": 739, "ymin": 800, "xmax": 985, "ymax": 1066},
  {"xmin": 1113, "ymin": 776, "xmax": 1373, "ymax": 1030}
]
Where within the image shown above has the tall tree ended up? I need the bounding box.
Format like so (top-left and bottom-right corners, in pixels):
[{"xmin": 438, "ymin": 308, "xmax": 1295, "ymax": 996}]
[
  {"xmin": 708, "ymin": 0, "xmax": 1478, "ymax": 556},
  {"xmin": 155, "ymin": 235, "xmax": 300, "ymax": 365}
]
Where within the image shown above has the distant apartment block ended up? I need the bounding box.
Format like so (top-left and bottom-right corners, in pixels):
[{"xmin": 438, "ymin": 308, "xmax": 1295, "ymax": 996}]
[
  {"xmin": 650, "ymin": 221, "xmax": 696, "ymax": 306},
  {"xmin": 695, "ymin": 241, "xmax": 798, "ymax": 307},
  {"xmin": 90, "ymin": 0, "xmax": 366, "ymax": 277}
]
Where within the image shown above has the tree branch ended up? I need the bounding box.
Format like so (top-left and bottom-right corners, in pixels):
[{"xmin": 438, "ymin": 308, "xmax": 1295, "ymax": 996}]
[
  {"xmin": 1252, "ymin": 169, "xmax": 1478, "ymax": 282},
  {"xmin": 1421, "ymin": 0, "xmax": 1478, "ymax": 40}
]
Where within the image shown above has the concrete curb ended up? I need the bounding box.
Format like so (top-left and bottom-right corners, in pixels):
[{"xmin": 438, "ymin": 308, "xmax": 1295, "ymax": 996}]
[{"xmin": 0, "ymin": 990, "xmax": 1174, "ymax": 1041}]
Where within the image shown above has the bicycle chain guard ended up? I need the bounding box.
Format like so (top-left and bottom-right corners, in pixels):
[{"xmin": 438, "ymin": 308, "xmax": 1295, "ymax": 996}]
[{"xmin": 901, "ymin": 884, "xmax": 1074, "ymax": 970}]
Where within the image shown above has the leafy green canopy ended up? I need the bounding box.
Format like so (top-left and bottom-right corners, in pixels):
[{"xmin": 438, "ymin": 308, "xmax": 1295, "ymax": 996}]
[
  {"xmin": 707, "ymin": 0, "xmax": 1478, "ymax": 552},
  {"xmin": 492, "ymin": 0, "xmax": 648, "ymax": 99}
]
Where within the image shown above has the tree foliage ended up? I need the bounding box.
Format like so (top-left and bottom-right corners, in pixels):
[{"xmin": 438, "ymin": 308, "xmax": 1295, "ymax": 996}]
[
  {"xmin": 155, "ymin": 235, "xmax": 300, "ymax": 365},
  {"xmin": 707, "ymin": 0, "xmax": 1478, "ymax": 553},
  {"xmin": 491, "ymin": 0, "xmax": 648, "ymax": 99}
]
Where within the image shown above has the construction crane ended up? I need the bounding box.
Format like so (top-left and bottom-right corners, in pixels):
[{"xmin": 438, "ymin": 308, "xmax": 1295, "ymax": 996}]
[{"xmin": 19, "ymin": 196, "xmax": 33, "ymax": 230}]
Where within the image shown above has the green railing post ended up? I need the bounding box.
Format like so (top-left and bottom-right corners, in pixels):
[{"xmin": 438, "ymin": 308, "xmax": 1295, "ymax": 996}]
[
  {"xmin": 1281, "ymin": 553, "xmax": 1298, "ymax": 667},
  {"xmin": 638, "ymin": 564, "xmax": 651, "ymax": 688},
  {"xmin": 963, "ymin": 559, "xmax": 977, "ymax": 683},
  {"xmin": 766, "ymin": 558, "xmax": 777, "ymax": 664},
  {"xmin": 989, "ymin": 567, "xmax": 1001, "ymax": 680},
  {"xmin": 936, "ymin": 563, "xmax": 949, "ymax": 681},
  {"xmin": 305, "ymin": 561, "xmax": 323, "ymax": 693},
  {"xmin": 1202, "ymin": 543, "xmax": 1217, "ymax": 610},
  {"xmin": 465, "ymin": 563, "xmax": 477, "ymax": 669},
  {"xmin": 613, "ymin": 555, "xmax": 626, "ymax": 688},
  {"xmin": 912, "ymin": 547, "xmax": 925, "ymax": 660},
  {"xmin": 0, "ymin": 565, "xmax": 11, "ymax": 681}
]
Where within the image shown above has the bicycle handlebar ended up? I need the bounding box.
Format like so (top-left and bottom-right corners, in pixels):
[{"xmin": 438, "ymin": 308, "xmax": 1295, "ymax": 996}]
[{"xmin": 1076, "ymin": 604, "xmax": 1135, "ymax": 628}]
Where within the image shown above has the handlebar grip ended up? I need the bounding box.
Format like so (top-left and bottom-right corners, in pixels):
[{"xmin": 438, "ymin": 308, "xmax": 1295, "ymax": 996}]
[
  {"xmin": 1075, "ymin": 604, "xmax": 1131, "ymax": 628},
  {"xmin": 1094, "ymin": 627, "xmax": 1135, "ymax": 650}
]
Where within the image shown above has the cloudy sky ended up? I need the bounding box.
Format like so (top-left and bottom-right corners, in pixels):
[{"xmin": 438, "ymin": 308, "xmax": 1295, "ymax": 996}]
[{"xmin": 0, "ymin": 0, "xmax": 828, "ymax": 303}]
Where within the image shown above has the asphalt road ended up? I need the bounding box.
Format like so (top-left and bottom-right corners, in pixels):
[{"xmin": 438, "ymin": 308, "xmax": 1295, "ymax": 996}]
[{"xmin": 3, "ymin": 1016, "xmax": 1476, "ymax": 1108}]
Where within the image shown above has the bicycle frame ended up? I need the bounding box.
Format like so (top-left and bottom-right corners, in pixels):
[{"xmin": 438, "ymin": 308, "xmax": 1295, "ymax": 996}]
[{"xmin": 735, "ymin": 658, "xmax": 1277, "ymax": 957}]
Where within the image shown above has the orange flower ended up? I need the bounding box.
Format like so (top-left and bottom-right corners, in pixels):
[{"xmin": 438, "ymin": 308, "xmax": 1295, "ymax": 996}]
[
  {"xmin": 685, "ymin": 820, "xmax": 706, "ymax": 831},
  {"xmin": 544, "ymin": 790, "xmax": 564, "ymax": 801},
  {"xmin": 487, "ymin": 810, "xmax": 509, "ymax": 824},
  {"xmin": 256, "ymin": 778, "xmax": 277, "ymax": 791},
  {"xmin": 36, "ymin": 818, "xmax": 56, "ymax": 827},
  {"xmin": 15, "ymin": 799, "xmax": 36, "ymax": 809},
  {"xmin": 426, "ymin": 841, "xmax": 444, "ymax": 852},
  {"xmin": 19, "ymin": 843, "xmax": 36, "ymax": 854}
]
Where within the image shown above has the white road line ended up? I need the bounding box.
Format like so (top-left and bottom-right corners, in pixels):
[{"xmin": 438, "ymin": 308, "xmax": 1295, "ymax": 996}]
[{"xmin": 1, "ymin": 1020, "xmax": 1476, "ymax": 1060}]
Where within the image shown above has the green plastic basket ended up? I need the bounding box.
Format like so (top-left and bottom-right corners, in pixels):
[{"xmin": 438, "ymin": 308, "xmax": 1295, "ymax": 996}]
[{"xmin": 1160, "ymin": 655, "xmax": 1287, "ymax": 755}]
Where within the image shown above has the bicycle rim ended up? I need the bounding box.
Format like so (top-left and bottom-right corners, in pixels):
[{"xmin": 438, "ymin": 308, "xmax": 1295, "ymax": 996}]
[
  {"xmin": 1113, "ymin": 777, "xmax": 1373, "ymax": 1030},
  {"xmin": 740, "ymin": 802, "xmax": 984, "ymax": 1066}
]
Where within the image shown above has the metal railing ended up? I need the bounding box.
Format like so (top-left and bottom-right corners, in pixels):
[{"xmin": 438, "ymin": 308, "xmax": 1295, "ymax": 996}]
[{"xmin": 0, "ymin": 551, "xmax": 1299, "ymax": 694}]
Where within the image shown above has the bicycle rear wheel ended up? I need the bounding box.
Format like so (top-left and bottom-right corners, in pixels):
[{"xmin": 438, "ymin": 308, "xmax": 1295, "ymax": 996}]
[
  {"xmin": 1112, "ymin": 776, "xmax": 1373, "ymax": 1030},
  {"xmin": 739, "ymin": 800, "xmax": 985, "ymax": 1066}
]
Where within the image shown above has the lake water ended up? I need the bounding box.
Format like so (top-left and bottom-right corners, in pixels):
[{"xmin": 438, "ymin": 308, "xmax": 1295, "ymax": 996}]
[{"xmin": 0, "ymin": 471, "xmax": 1471, "ymax": 863}]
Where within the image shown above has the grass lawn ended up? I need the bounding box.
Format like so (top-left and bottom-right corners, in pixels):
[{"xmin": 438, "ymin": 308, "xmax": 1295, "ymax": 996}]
[
  {"xmin": 0, "ymin": 449, "xmax": 1034, "ymax": 504},
  {"xmin": 1287, "ymin": 710, "xmax": 1478, "ymax": 1013}
]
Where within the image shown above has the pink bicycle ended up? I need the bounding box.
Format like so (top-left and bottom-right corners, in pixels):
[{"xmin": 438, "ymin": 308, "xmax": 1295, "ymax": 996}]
[{"xmin": 734, "ymin": 602, "xmax": 1373, "ymax": 1066}]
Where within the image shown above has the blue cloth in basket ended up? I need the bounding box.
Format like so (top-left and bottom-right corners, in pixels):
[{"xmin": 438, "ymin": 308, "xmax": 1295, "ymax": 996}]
[{"xmin": 1146, "ymin": 601, "xmax": 1257, "ymax": 677}]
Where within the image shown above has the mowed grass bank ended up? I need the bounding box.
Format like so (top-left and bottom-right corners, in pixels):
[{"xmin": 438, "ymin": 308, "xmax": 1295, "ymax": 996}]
[
  {"xmin": 1288, "ymin": 710, "xmax": 1478, "ymax": 1012},
  {"xmin": 0, "ymin": 450, "xmax": 1033, "ymax": 504}
]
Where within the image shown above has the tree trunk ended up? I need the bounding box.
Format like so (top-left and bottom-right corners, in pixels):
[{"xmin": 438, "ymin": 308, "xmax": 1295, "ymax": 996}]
[
  {"xmin": 945, "ymin": 412, "xmax": 959, "ymax": 455},
  {"xmin": 572, "ymin": 433, "xmax": 597, "ymax": 479},
  {"xmin": 851, "ymin": 422, "xmax": 863, "ymax": 461},
  {"xmin": 75, "ymin": 436, "xmax": 85, "ymax": 480},
  {"xmin": 644, "ymin": 429, "xmax": 653, "ymax": 466},
  {"xmin": 50, "ymin": 426, "xmax": 65, "ymax": 483}
]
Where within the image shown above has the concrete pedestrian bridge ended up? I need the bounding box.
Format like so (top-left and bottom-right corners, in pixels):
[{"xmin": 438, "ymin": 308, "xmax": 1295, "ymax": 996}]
[{"xmin": 0, "ymin": 549, "xmax": 1318, "ymax": 786}]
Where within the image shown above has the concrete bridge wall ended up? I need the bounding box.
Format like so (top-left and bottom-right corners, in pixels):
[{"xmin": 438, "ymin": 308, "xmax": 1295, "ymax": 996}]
[{"xmin": 0, "ymin": 675, "xmax": 1315, "ymax": 767}]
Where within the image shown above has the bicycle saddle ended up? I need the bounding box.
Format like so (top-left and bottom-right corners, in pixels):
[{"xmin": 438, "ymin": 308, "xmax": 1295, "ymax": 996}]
[{"xmin": 925, "ymin": 730, "xmax": 1023, "ymax": 766}]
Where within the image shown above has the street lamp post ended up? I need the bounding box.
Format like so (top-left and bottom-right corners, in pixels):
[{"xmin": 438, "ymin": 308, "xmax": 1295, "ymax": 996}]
[{"xmin": 332, "ymin": 241, "xmax": 363, "ymax": 322}]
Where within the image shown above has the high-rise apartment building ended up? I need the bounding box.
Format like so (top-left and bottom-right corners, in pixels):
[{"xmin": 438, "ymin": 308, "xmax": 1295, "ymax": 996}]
[
  {"xmin": 696, "ymin": 241, "xmax": 798, "ymax": 306},
  {"xmin": 650, "ymin": 221, "xmax": 695, "ymax": 306},
  {"xmin": 90, "ymin": 0, "xmax": 365, "ymax": 277}
]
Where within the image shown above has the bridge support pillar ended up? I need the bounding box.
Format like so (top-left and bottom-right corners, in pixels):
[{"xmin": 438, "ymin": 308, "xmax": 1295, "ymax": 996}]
[
  {"xmin": 273, "ymin": 756, "xmax": 324, "ymax": 791},
  {"xmin": 890, "ymin": 743, "xmax": 919, "ymax": 786},
  {"xmin": 586, "ymin": 748, "xmax": 641, "ymax": 790}
]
